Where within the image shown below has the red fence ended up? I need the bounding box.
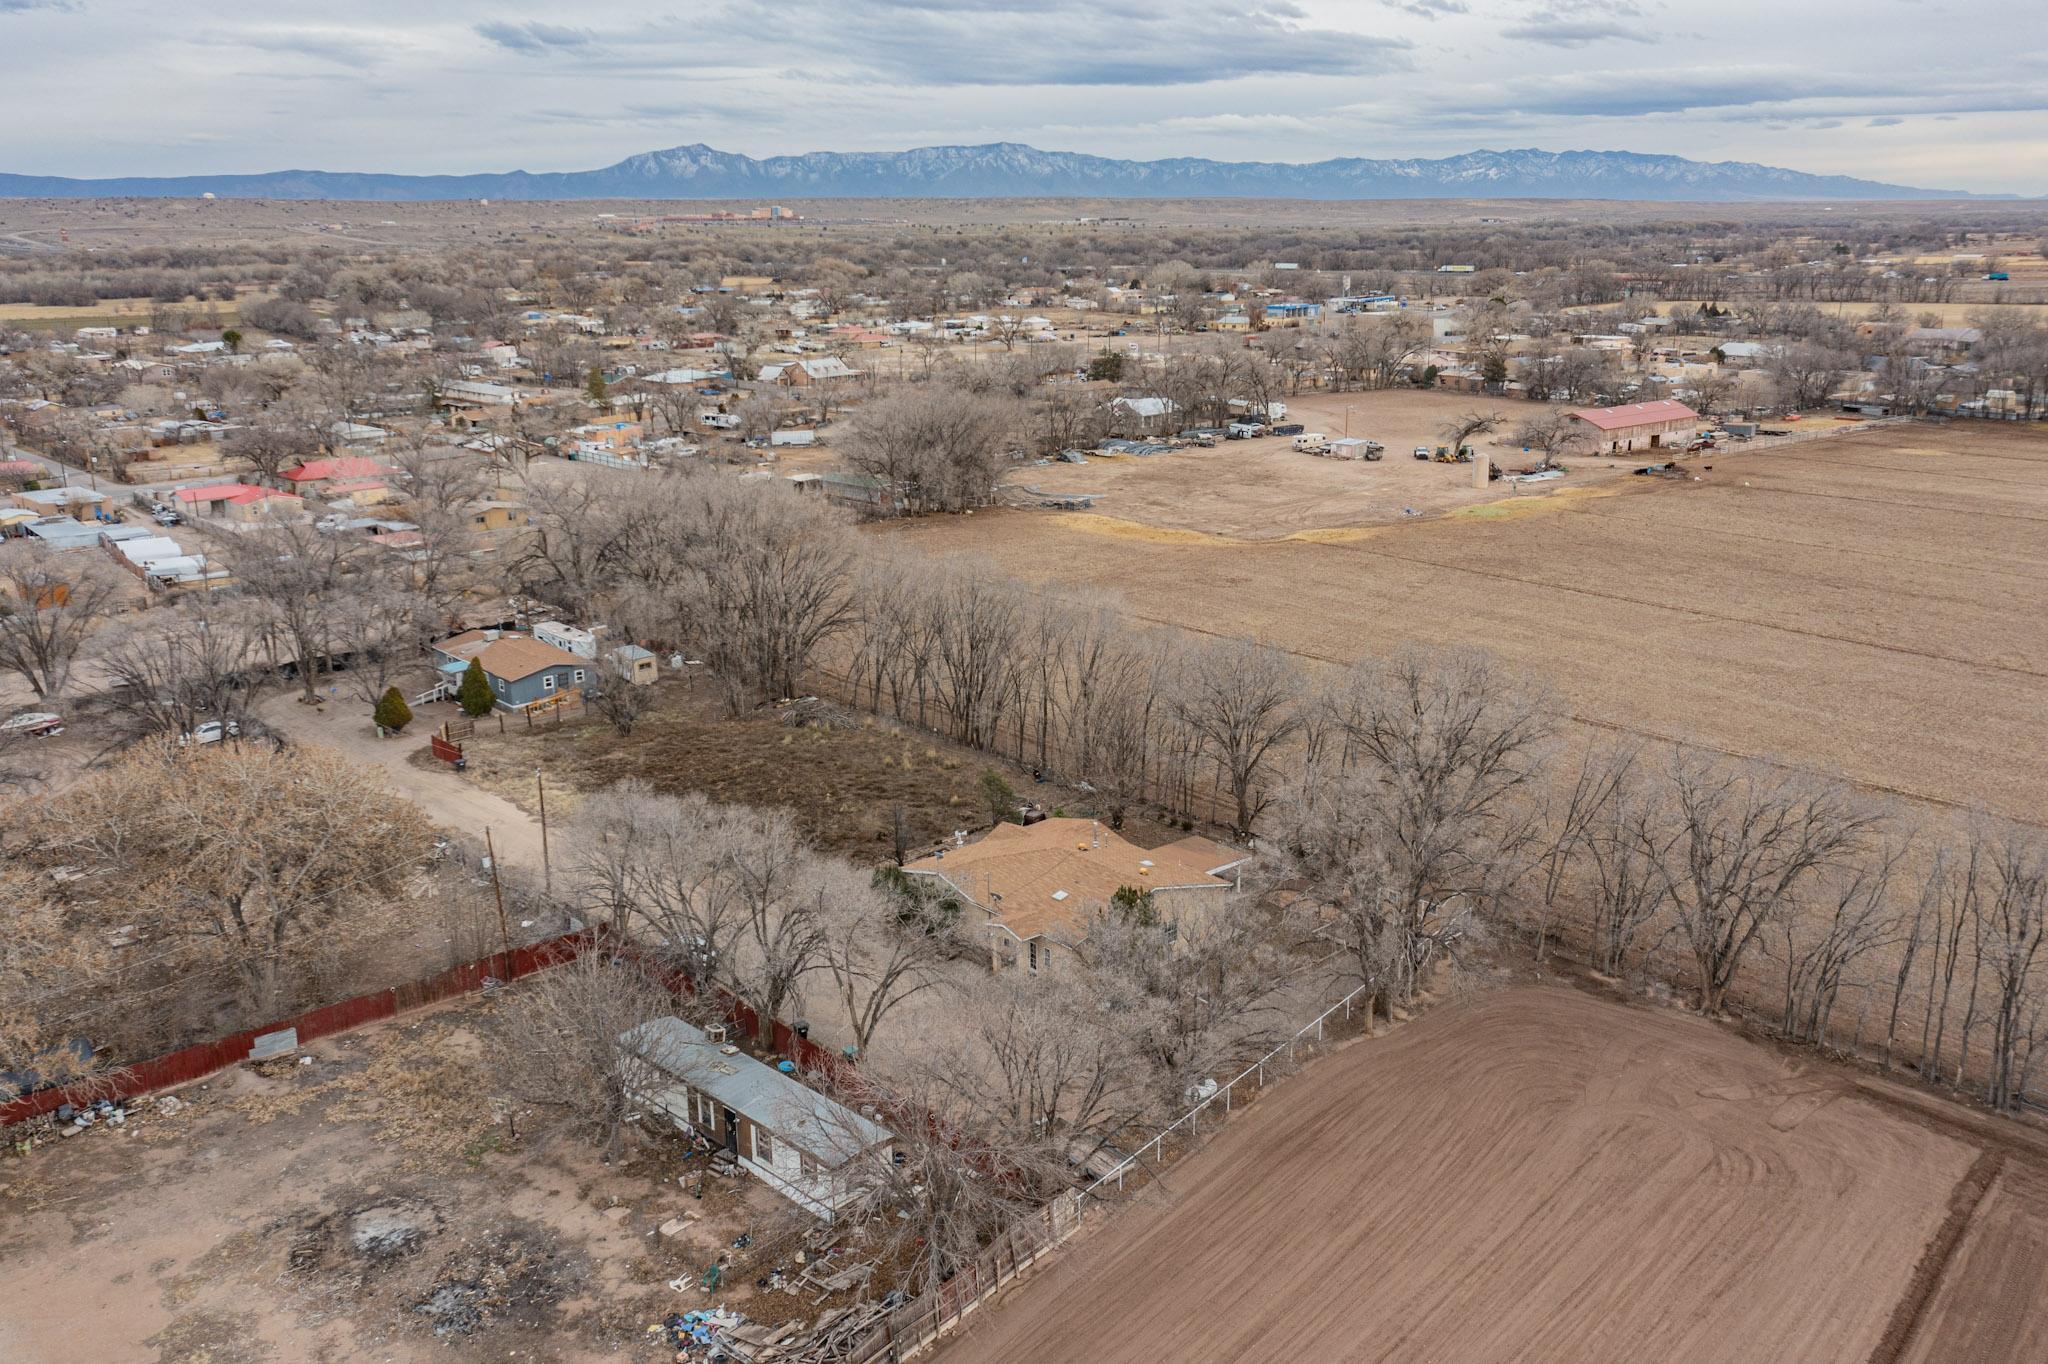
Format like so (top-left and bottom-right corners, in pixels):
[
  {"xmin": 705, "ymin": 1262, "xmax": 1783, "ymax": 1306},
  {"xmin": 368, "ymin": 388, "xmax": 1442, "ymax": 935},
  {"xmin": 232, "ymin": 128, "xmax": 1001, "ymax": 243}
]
[{"xmin": 2, "ymin": 931, "xmax": 596, "ymax": 1128}]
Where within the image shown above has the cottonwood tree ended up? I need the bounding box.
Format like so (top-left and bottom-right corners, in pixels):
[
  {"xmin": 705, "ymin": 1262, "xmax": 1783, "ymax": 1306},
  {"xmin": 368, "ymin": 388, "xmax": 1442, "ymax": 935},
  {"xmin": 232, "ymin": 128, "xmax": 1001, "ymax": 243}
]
[
  {"xmin": 24, "ymin": 741, "xmax": 431, "ymax": 1014},
  {"xmin": 94, "ymin": 598, "xmax": 266, "ymax": 740},
  {"xmin": 1171, "ymin": 637, "xmax": 1302, "ymax": 838},
  {"xmin": 821, "ymin": 1063, "xmax": 1075, "ymax": 1292},
  {"xmin": 1773, "ymin": 830, "xmax": 1910, "ymax": 1046},
  {"xmin": 217, "ymin": 517, "xmax": 363, "ymax": 702},
  {"xmin": 1275, "ymin": 648, "xmax": 1552, "ymax": 1020},
  {"xmin": 567, "ymin": 787, "xmax": 749, "ymax": 988},
  {"xmin": 0, "ymin": 862, "xmax": 111, "ymax": 1086},
  {"xmin": 1510, "ymin": 408, "xmax": 1593, "ymax": 471},
  {"xmin": 1658, "ymin": 754, "xmax": 1877, "ymax": 1014},
  {"xmin": 1975, "ymin": 821, "xmax": 2047, "ymax": 1111},
  {"xmin": 224, "ymin": 410, "xmax": 324, "ymax": 483},
  {"xmin": 1436, "ymin": 410, "xmax": 1504, "ymax": 457},
  {"xmin": 1084, "ymin": 892, "xmax": 1289, "ymax": 1097},
  {"xmin": 819, "ymin": 866, "xmax": 960, "ymax": 1056},
  {"xmin": 842, "ymin": 383, "xmax": 1024, "ymax": 514},
  {"xmin": 1530, "ymin": 738, "xmax": 1641, "ymax": 959},
  {"xmin": 0, "ymin": 542, "xmax": 124, "ymax": 700},
  {"xmin": 489, "ymin": 951, "xmax": 685, "ymax": 1158}
]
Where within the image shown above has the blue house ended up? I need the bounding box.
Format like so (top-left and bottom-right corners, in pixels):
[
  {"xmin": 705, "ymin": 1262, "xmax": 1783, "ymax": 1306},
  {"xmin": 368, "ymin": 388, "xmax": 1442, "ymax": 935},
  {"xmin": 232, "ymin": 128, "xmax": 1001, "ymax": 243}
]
[{"xmin": 432, "ymin": 629, "xmax": 590, "ymax": 711}]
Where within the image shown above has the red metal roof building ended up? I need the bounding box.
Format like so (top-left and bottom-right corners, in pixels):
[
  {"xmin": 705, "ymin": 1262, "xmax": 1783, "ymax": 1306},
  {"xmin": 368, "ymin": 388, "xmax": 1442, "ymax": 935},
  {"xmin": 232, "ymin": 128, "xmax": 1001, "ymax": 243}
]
[{"xmin": 1566, "ymin": 399, "xmax": 1702, "ymax": 450}]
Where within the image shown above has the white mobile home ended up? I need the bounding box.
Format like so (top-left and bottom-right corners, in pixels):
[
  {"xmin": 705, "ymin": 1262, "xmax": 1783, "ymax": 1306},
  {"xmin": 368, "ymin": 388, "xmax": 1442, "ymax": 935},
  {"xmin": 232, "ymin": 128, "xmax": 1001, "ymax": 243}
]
[{"xmin": 621, "ymin": 1019, "xmax": 892, "ymax": 1220}]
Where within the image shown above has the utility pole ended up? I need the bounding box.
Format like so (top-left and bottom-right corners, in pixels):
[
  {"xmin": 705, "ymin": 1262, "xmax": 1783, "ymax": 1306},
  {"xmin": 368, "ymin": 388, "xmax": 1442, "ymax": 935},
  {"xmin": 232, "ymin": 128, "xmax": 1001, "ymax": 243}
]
[
  {"xmin": 484, "ymin": 827, "xmax": 512, "ymax": 962},
  {"xmin": 535, "ymin": 764, "xmax": 551, "ymax": 892}
]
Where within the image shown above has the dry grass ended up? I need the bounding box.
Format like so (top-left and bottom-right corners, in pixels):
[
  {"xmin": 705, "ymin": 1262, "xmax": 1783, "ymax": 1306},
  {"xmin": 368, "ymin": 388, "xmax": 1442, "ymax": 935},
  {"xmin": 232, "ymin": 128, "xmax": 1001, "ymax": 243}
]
[{"xmin": 884, "ymin": 420, "xmax": 2048, "ymax": 826}]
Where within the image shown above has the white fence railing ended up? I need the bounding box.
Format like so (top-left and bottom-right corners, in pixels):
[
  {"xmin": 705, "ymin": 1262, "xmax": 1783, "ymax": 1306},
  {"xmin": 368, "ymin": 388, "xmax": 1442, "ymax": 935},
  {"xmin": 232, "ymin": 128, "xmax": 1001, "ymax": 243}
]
[{"xmin": 1077, "ymin": 980, "xmax": 1371, "ymax": 1201}]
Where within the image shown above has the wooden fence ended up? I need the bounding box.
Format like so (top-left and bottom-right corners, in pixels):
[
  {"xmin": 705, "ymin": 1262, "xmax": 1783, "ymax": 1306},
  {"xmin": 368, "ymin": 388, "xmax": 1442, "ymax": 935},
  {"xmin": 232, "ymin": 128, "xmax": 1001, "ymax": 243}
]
[
  {"xmin": 2, "ymin": 931, "xmax": 596, "ymax": 1128},
  {"xmin": 3, "ymin": 927, "xmax": 854, "ymax": 1132}
]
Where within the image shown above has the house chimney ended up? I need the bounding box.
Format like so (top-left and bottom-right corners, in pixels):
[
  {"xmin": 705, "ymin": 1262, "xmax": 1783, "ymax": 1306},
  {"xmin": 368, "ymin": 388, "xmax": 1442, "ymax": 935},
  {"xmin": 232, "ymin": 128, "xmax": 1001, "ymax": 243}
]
[{"xmin": 1090, "ymin": 820, "xmax": 1101, "ymax": 850}]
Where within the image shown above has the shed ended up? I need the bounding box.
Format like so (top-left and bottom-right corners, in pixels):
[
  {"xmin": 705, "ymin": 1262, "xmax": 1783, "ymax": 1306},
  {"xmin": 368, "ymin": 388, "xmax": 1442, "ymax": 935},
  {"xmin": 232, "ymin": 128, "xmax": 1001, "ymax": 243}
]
[{"xmin": 621, "ymin": 1018, "xmax": 891, "ymax": 1219}]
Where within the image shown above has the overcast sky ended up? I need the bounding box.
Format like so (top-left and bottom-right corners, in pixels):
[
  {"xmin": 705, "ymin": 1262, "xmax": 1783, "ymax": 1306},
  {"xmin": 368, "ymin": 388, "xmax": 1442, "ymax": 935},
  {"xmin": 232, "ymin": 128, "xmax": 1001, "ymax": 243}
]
[{"xmin": 5, "ymin": 0, "xmax": 2043, "ymax": 194}]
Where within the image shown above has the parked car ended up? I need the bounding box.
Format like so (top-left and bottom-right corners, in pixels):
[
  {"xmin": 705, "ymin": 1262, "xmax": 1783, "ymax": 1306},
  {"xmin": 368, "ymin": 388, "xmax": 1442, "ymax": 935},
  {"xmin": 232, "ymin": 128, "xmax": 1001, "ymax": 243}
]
[
  {"xmin": 1413, "ymin": 446, "xmax": 1432, "ymax": 460},
  {"xmin": 178, "ymin": 719, "xmax": 241, "ymax": 746}
]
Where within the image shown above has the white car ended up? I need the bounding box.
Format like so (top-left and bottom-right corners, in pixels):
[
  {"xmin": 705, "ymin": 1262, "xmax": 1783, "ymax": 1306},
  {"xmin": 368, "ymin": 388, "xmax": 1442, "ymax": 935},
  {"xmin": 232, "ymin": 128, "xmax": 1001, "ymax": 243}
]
[{"xmin": 179, "ymin": 719, "xmax": 241, "ymax": 746}]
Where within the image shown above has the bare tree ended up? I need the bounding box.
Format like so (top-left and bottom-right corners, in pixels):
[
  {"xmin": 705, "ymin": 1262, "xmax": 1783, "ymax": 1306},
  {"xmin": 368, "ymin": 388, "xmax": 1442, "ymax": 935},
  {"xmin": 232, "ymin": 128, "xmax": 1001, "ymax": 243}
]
[
  {"xmin": 0, "ymin": 542, "xmax": 124, "ymax": 700},
  {"xmin": 94, "ymin": 597, "xmax": 267, "ymax": 739},
  {"xmin": 24, "ymin": 740, "xmax": 431, "ymax": 1013},
  {"xmin": 1773, "ymin": 830, "xmax": 1910, "ymax": 1046},
  {"xmin": 215, "ymin": 517, "xmax": 363, "ymax": 702},
  {"xmin": 1530, "ymin": 738, "xmax": 1640, "ymax": 959},
  {"xmin": 1171, "ymin": 637, "xmax": 1302, "ymax": 838},
  {"xmin": 489, "ymin": 951, "xmax": 687, "ymax": 1157},
  {"xmin": 1975, "ymin": 821, "xmax": 2047, "ymax": 1111},
  {"xmin": 1510, "ymin": 408, "xmax": 1594, "ymax": 471},
  {"xmin": 821, "ymin": 867, "xmax": 960, "ymax": 1056},
  {"xmin": 1273, "ymin": 647, "xmax": 1553, "ymax": 1020},
  {"xmin": 1436, "ymin": 410, "xmax": 1504, "ymax": 458},
  {"xmin": 1658, "ymin": 754, "xmax": 1877, "ymax": 1014},
  {"xmin": 842, "ymin": 383, "xmax": 1024, "ymax": 514}
]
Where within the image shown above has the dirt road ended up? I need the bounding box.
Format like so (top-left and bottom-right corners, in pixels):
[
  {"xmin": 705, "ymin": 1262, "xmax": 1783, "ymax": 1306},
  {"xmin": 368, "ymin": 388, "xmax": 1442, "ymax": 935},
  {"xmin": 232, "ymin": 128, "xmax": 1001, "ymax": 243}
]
[
  {"xmin": 258, "ymin": 694, "xmax": 547, "ymax": 871},
  {"xmin": 942, "ymin": 987, "xmax": 2010, "ymax": 1364}
]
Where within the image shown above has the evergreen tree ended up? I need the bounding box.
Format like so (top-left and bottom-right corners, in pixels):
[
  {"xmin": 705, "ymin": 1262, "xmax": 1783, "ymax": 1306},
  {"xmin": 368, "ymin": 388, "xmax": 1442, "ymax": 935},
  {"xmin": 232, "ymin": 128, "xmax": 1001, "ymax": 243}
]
[
  {"xmin": 373, "ymin": 686, "xmax": 413, "ymax": 733},
  {"xmin": 458, "ymin": 658, "xmax": 495, "ymax": 717}
]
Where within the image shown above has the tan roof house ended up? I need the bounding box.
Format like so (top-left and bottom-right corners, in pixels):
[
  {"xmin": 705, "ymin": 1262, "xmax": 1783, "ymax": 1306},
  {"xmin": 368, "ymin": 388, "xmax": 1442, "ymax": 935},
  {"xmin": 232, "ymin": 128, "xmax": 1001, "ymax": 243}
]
[{"xmin": 903, "ymin": 818, "xmax": 1248, "ymax": 976}]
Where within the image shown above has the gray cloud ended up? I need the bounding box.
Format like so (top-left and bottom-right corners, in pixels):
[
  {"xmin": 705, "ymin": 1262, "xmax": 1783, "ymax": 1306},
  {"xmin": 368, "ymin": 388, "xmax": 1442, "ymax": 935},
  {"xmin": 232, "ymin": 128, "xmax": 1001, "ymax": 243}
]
[
  {"xmin": 1868, "ymin": 115, "xmax": 1904, "ymax": 127},
  {"xmin": 1503, "ymin": 1, "xmax": 1652, "ymax": 48},
  {"xmin": 475, "ymin": 21, "xmax": 599, "ymax": 53},
  {"xmin": 0, "ymin": 0, "xmax": 80, "ymax": 11},
  {"xmin": 1378, "ymin": 0, "xmax": 1468, "ymax": 17},
  {"xmin": 722, "ymin": 0, "xmax": 1413, "ymax": 86}
]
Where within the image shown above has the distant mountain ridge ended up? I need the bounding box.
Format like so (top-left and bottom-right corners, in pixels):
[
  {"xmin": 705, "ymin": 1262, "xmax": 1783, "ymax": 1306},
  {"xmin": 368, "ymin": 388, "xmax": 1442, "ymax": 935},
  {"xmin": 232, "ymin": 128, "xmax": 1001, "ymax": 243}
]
[{"xmin": 0, "ymin": 143, "xmax": 2001, "ymax": 202}]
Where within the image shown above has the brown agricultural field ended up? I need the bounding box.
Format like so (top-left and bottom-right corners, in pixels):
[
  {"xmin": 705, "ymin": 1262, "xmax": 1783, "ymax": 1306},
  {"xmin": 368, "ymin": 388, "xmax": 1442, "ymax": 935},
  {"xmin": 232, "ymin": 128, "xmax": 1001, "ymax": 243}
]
[
  {"xmin": 940, "ymin": 985, "xmax": 2048, "ymax": 1364},
  {"xmin": 889, "ymin": 419, "xmax": 2048, "ymax": 826}
]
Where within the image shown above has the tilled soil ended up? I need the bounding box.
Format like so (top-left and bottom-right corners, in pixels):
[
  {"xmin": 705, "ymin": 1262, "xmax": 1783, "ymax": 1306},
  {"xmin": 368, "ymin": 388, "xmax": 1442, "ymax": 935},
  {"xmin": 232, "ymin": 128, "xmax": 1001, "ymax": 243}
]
[{"xmin": 942, "ymin": 986, "xmax": 2005, "ymax": 1364}]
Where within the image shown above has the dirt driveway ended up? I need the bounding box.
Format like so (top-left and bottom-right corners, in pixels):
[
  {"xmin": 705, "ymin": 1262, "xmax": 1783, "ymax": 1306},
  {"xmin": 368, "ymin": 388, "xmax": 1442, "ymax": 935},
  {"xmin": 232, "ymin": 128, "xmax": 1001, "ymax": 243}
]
[{"xmin": 258, "ymin": 693, "xmax": 547, "ymax": 872}]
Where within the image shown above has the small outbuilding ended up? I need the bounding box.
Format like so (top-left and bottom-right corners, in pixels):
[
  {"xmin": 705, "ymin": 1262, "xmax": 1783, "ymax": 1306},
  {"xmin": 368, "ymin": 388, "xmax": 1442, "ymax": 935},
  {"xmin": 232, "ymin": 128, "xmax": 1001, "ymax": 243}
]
[{"xmin": 621, "ymin": 1018, "xmax": 892, "ymax": 1220}]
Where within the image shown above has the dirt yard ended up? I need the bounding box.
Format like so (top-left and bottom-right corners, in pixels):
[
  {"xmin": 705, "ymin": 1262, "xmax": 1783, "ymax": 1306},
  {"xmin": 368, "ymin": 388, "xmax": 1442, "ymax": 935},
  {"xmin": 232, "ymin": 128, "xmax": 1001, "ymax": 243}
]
[
  {"xmin": 1013, "ymin": 388, "xmax": 1658, "ymax": 538},
  {"xmin": 0, "ymin": 993, "xmax": 883, "ymax": 1363},
  {"xmin": 940, "ymin": 984, "xmax": 2048, "ymax": 1364},
  {"xmin": 890, "ymin": 419, "xmax": 2048, "ymax": 825},
  {"xmin": 426, "ymin": 678, "xmax": 1170, "ymax": 863}
]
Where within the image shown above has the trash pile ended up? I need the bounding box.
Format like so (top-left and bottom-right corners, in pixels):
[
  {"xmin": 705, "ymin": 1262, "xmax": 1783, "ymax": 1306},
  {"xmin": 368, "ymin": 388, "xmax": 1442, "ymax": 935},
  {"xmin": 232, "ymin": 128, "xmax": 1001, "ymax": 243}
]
[
  {"xmin": 56, "ymin": 1097, "xmax": 127, "ymax": 1136},
  {"xmin": 652, "ymin": 1308, "xmax": 746, "ymax": 1356}
]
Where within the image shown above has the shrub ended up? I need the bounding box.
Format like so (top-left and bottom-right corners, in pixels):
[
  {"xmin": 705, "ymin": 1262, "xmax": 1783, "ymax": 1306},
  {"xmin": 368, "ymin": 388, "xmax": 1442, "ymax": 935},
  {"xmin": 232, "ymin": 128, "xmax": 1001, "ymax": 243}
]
[{"xmin": 373, "ymin": 686, "xmax": 413, "ymax": 733}]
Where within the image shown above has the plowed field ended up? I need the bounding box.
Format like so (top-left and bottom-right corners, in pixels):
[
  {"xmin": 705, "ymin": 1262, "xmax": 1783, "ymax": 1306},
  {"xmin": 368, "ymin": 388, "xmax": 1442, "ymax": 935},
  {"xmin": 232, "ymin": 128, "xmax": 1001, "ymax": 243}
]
[{"xmin": 942, "ymin": 987, "xmax": 2048, "ymax": 1363}]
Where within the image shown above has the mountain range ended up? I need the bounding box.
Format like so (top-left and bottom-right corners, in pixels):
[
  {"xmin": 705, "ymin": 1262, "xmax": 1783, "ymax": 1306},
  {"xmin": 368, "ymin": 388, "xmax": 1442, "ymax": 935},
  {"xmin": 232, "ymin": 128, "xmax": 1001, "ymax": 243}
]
[{"xmin": 0, "ymin": 144, "xmax": 2002, "ymax": 202}]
